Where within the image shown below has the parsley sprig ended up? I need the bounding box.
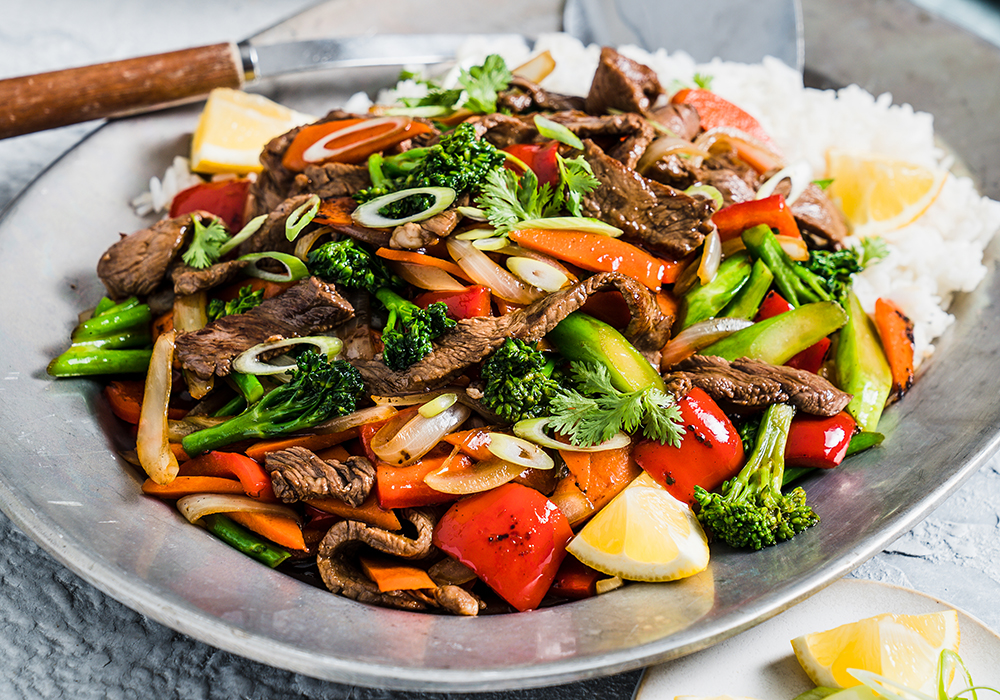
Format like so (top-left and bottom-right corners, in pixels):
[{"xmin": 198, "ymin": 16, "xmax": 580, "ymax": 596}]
[
  {"xmin": 547, "ymin": 362, "xmax": 685, "ymax": 447},
  {"xmin": 400, "ymin": 54, "xmax": 512, "ymax": 115},
  {"xmin": 181, "ymin": 216, "xmax": 229, "ymax": 270}
]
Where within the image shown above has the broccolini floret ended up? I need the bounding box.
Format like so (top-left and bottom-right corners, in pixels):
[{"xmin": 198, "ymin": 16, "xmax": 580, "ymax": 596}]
[
  {"xmin": 803, "ymin": 236, "xmax": 888, "ymax": 302},
  {"xmin": 180, "ymin": 350, "xmax": 364, "ymax": 455},
  {"xmin": 480, "ymin": 338, "xmax": 559, "ymax": 423},
  {"xmin": 207, "ymin": 285, "xmax": 264, "ymax": 322},
  {"xmin": 375, "ymin": 288, "xmax": 456, "ymax": 371},
  {"xmin": 307, "ymin": 238, "xmax": 402, "ymax": 295},
  {"xmin": 694, "ymin": 403, "xmax": 818, "ymax": 550}
]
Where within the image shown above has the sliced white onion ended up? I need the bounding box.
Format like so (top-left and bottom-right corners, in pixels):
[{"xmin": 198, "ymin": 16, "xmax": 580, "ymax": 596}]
[
  {"xmin": 352, "ymin": 186, "xmax": 456, "ymax": 228},
  {"xmin": 720, "ymin": 237, "xmax": 747, "ymax": 258},
  {"xmin": 508, "ymin": 217, "xmax": 623, "ymax": 238},
  {"xmin": 596, "ymin": 576, "xmax": 624, "ymax": 594},
  {"xmin": 696, "ymin": 229, "xmax": 722, "ymax": 286},
  {"xmin": 660, "ymin": 317, "xmax": 755, "ymax": 369},
  {"xmin": 637, "ymin": 135, "xmax": 712, "ymax": 174},
  {"xmin": 777, "ymin": 234, "xmax": 810, "ymax": 261},
  {"xmin": 137, "ymin": 330, "xmax": 179, "ymax": 485},
  {"xmin": 177, "ymin": 494, "xmax": 301, "ymax": 525},
  {"xmin": 512, "ymin": 49, "xmax": 556, "ymax": 83},
  {"xmin": 311, "ymin": 404, "xmax": 398, "ymax": 434},
  {"xmin": 293, "ymin": 225, "xmax": 332, "ymax": 261},
  {"xmin": 486, "ymin": 433, "xmax": 554, "ymax": 470},
  {"xmin": 694, "ymin": 127, "xmax": 784, "ymax": 174},
  {"xmin": 371, "ymin": 403, "xmax": 471, "ymax": 466},
  {"xmin": 390, "ymin": 260, "xmax": 467, "ymax": 292},
  {"xmin": 513, "ymin": 417, "xmax": 632, "ymax": 453},
  {"xmin": 506, "ymin": 256, "xmax": 569, "ymax": 293},
  {"xmin": 446, "ymin": 237, "xmax": 544, "ymax": 305},
  {"xmin": 755, "ymin": 161, "xmax": 813, "ymax": 205},
  {"xmin": 684, "ymin": 184, "xmax": 725, "ymax": 211},
  {"xmin": 232, "ymin": 336, "xmax": 343, "ymax": 376},
  {"xmin": 173, "ymin": 292, "xmax": 207, "ymax": 333},
  {"xmin": 423, "ymin": 458, "xmax": 522, "ymax": 495},
  {"xmin": 419, "ymin": 392, "xmax": 458, "ymax": 418},
  {"xmin": 456, "ymin": 206, "xmax": 489, "ymax": 222},
  {"xmin": 472, "ymin": 236, "xmax": 511, "ymax": 252}
]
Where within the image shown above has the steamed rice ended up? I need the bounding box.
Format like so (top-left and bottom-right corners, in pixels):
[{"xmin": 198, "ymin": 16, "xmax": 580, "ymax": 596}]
[{"xmin": 377, "ymin": 32, "xmax": 1000, "ymax": 367}]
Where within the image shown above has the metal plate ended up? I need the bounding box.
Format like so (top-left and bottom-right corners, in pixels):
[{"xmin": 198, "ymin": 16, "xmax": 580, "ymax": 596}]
[{"xmin": 1, "ymin": 0, "xmax": 999, "ymax": 692}]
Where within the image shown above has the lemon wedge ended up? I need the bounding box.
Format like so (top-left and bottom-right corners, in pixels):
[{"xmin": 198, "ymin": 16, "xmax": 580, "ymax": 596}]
[
  {"xmin": 566, "ymin": 471, "xmax": 709, "ymax": 582},
  {"xmin": 190, "ymin": 88, "xmax": 314, "ymax": 174},
  {"xmin": 825, "ymin": 149, "xmax": 947, "ymax": 237},
  {"xmin": 790, "ymin": 609, "xmax": 960, "ymax": 693}
]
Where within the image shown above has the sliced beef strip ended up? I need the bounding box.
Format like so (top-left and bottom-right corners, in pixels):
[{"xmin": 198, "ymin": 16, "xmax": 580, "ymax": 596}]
[
  {"xmin": 546, "ymin": 111, "xmax": 654, "ymax": 169},
  {"xmin": 783, "ymin": 182, "xmax": 849, "ymax": 250},
  {"xmin": 265, "ymin": 446, "xmax": 374, "ymax": 507},
  {"xmin": 585, "ymin": 46, "xmax": 663, "ymax": 115},
  {"xmin": 170, "ymin": 259, "xmax": 250, "ymax": 297},
  {"xmin": 354, "ymin": 271, "xmax": 673, "ymax": 396},
  {"xmin": 174, "ymin": 276, "xmax": 354, "ymax": 380},
  {"xmin": 471, "ymin": 112, "xmax": 539, "ymax": 150},
  {"xmin": 237, "ymin": 193, "xmax": 316, "ymax": 256},
  {"xmin": 580, "ymin": 140, "xmax": 715, "ymax": 257},
  {"xmin": 645, "ymin": 149, "xmax": 759, "ymax": 206},
  {"xmin": 497, "ymin": 76, "xmax": 586, "ymax": 114},
  {"xmin": 648, "ymin": 102, "xmax": 701, "ymax": 141},
  {"xmin": 286, "ymin": 162, "xmax": 371, "ymax": 202},
  {"xmin": 97, "ymin": 212, "xmax": 207, "ymax": 299},
  {"xmin": 669, "ymin": 354, "xmax": 852, "ymax": 416}
]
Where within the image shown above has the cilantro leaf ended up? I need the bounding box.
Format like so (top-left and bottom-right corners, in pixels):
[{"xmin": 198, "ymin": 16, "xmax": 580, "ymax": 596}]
[
  {"xmin": 458, "ymin": 54, "xmax": 512, "ymax": 114},
  {"xmin": 557, "ymin": 154, "xmax": 601, "ymax": 217},
  {"xmin": 181, "ymin": 216, "xmax": 230, "ymax": 270},
  {"xmin": 475, "ymin": 166, "xmax": 557, "ymax": 232}
]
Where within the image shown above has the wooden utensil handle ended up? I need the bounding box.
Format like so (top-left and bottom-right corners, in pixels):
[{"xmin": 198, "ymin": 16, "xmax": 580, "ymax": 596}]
[{"xmin": 0, "ymin": 43, "xmax": 244, "ymax": 139}]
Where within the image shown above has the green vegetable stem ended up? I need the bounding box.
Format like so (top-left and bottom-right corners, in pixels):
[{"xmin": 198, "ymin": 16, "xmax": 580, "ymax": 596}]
[
  {"xmin": 49, "ymin": 297, "xmax": 154, "ymax": 377},
  {"xmin": 681, "ymin": 250, "xmax": 753, "ymax": 328},
  {"xmin": 200, "ymin": 513, "xmax": 290, "ymax": 568},
  {"xmin": 720, "ymin": 258, "xmax": 774, "ymax": 320},
  {"xmin": 741, "ymin": 224, "xmax": 831, "ymax": 307},
  {"xmin": 834, "ymin": 290, "xmax": 892, "ymax": 432}
]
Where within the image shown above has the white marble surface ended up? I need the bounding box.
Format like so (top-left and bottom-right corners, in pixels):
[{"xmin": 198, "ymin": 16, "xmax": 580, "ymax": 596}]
[{"xmin": 2, "ymin": 1, "xmax": 1000, "ymax": 698}]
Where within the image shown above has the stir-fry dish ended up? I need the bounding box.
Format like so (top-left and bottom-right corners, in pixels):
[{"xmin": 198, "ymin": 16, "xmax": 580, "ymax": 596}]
[{"xmin": 47, "ymin": 42, "xmax": 996, "ymax": 615}]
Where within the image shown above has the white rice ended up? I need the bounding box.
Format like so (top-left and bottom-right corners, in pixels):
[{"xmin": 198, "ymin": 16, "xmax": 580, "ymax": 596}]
[
  {"xmin": 130, "ymin": 156, "xmax": 204, "ymax": 216},
  {"xmin": 434, "ymin": 33, "xmax": 1000, "ymax": 366}
]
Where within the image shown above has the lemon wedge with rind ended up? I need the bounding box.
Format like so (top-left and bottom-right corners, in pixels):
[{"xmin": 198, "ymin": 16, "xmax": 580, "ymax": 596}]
[
  {"xmin": 190, "ymin": 88, "xmax": 315, "ymax": 174},
  {"xmin": 566, "ymin": 471, "xmax": 710, "ymax": 582},
  {"xmin": 826, "ymin": 149, "xmax": 947, "ymax": 237},
  {"xmin": 791, "ymin": 610, "xmax": 960, "ymax": 693}
]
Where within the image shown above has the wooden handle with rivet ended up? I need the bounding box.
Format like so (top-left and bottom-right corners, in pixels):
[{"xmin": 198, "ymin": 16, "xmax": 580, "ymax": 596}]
[{"xmin": 0, "ymin": 43, "xmax": 244, "ymax": 139}]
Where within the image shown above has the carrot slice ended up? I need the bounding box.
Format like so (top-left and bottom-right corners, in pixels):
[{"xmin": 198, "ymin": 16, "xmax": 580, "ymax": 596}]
[
  {"xmin": 375, "ymin": 248, "xmax": 473, "ymax": 282},
  {"xmin": 178, "ymin": 450, "xmax": 275, "ymax": 500},
  {"xmin": 306, "ymin": 492, "xmax": 402, "ymax": 531},
  {"xmin": 243, "ymin": 428, "xmax": 358, "ymax": 462},
  {"xmin": 312, "ymin": 196, "xmax": 356, "ymax": 226},
  {"xmin": 359, "ymin": 555, "xmax": 435, "ymax": 592},
  {"xmin": 226, "ymin": 510, "xmax": 306, "ymax": 551},
  {"xmin": 874, "ymin": 298, "xmax": 915, "ymax": 401},
  {"xmin": 105, "ymin": 380, "xmax": 145, "ymax": 424},
  {"xmin": 508, "ymin": 229, "xmax": 677, "ymax": 289},
  {"xmin": 282, "ymin": 117, "xmax": 433, "ymax": 171},
  {"xmin": 442, "ymin": 428, "xmax": 494, "ymax": 461},
  {"xmin": 141, "ymin": 476, "xmax": 244, "ymax": 499}
]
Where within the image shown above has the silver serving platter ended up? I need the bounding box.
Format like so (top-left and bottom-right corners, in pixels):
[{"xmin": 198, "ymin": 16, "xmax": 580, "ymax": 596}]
[{"xmin": 1, "ymin": 0, "xmax": 999, "ymax": 692}]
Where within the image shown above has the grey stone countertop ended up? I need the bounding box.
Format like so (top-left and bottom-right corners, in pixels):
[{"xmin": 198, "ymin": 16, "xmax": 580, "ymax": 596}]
[{"xmin": 2, "ymin": 1, "xmax": 999, "ymax": 698}]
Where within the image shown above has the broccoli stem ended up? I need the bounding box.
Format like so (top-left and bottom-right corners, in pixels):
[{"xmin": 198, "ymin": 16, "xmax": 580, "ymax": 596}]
[
  {"xmin": 200, "ymin": 513, "xmax": 291, "ymax": 568},
  {"xmin": 741, "ymin": 224, "xmax": 831, "ymax": 307},
  {"xmin": 230, "ymin": 371, "xmax": 264, "ymax": 404}
]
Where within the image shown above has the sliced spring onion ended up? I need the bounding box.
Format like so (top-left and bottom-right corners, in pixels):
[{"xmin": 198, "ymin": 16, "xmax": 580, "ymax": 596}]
[
  {"xmin": 533, "ymin": 114, "xmax": 584, "ymax": 150},
  {"xmin": 177, "ymin": 493, "xmax": 301, "ymax": 525},
  {"xmin": 371, "ymin": 403, "xmax": 471, "ymax": 466},
  {"xmin": 755, "ymin": 161, "xmax": 812, "ymax": 205},
  {"xmin": 352, "ymin": 186, "xmax": 456, "ymax": 228},
  {"xmin": 777, "ymin": 234, "xmax": 810, "ymax": 261},
  {"xmin": 486, "ymin": 433, "xmax": 554, "ymax": 470},
  {"xmin": 293, "ymin": 225, "xmax": 332, "ymax": 261},
  {"xmin": 232, "ymin": 336, "xmax": 344, "ymax": 376},
  {"xmin": 696, "ymin": 229, "xmax": 722, "ymax": 286},
  {"xmin": 285, "ymin": 194, "xmax": 320, "ymax": 241},
  {"xmin": 508, "ymin": 216, "xmax": 623, "ymax": 238},
  {"xmin": 423, "ymin": 457, "xmax": 522, "ymax": 495},
  {"xmin": 472, "ymin": 236, "xmax": 511, "ymax": 251},
  {"xmin": 506, "ymin": 256, "xmax": 569, "ymax": 293},
  {"xmin": 454, "ymin": 227, "xmax": 500, "ymax": 241},
  {"xmin": 685, "ymin": 184, "xmax": 725, "ymax": 211},
  {"xmin": 218, "ymin": 214, "xmax": 266, "ymax": 256},
  {"xmin": 446, "ymin": 237, "xmax": 544, "ymax": 305},
  {"xmin": 418, "ymin": 392, "xmax": 458, "ymax": 418},
  {"xmin": 456, "ymin": 206, "xmax": 489, "ymax": 221},
  {"xmin": 513, "ymin": 417, "xmax": 631, "ymax": 453},
  {"xmin": 311, "ymin": 404, "xmax": 398, "ymax": 434},
  {"xmin": 136, "ymin": 330, "xmax": 179, "ymax": 486},
  {"xmin": 390, "ymin": 260, "xmax": 467, "ymax": 292},
  {"xmin": 380, "ymin": 105, "xmax": 454, "ymax": 118},
  {"xmin": 660, "ymin": 317, "xmax": 754, "ymax": 369},
  {"xmin": 238, "ymin": 252, "xmax": 310, "ymax": 282},
  {"xmin": 370, "ymin": 389, "xmax": 453, "ymax": 407}
]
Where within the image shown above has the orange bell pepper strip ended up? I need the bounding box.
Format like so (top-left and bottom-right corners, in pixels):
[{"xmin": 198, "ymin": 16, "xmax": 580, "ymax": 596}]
[
  {"xmin": 376, "ymin": 453, "xmax": 471, "ymax": 510},
  {"xmin": 442, "ymin": 429, "xmax": 494, "ymax": 461},
  {"xmin": 243, "ymin": 428, "xmax": 358, "ymax": 463},
  {"xmin": 282, "ymin": 116, "xmax": 433, "ymax": 171},
  {"xmin": 141, "ymin": 476, "xmax": 245, "ymax": 499},
  {"xmin": 713, "ymin": 194, "xmax": 801, "ymax": 241},
  {"xmin": 508, "ymin": 228, "xmax": 676, "ymax": 289},
  {"xmin": 226, "ymin": 510, "xmax": 306, "ymax": 551},
  {"xmin": 105, "ymin": 380, "xmax": 145, "ymax": 424},
  {"xmin": 306, "ymin": 491, "xmax": 402, "ymax": 531},
  {"xmin": 874, "ymin": 298, "xmax": 915, "ymax": 401},
  {"xmin": 178, "ymin": 451, "xmax": 276, "ymax": 500},
  {"xmin": 375, "ymin": 248, "xmax": 473, "ymax": 283},
  {"xmin": 359, "ymin": 555, "xmax": 436, "ymax": 592}
]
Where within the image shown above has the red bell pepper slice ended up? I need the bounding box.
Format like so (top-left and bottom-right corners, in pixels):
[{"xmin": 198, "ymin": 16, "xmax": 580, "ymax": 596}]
[
  {"xmin": 671, "ymin": 88, "xmax": 780, "ymax": 153},
  {"xmin": 413, "ymin": 285, "xmax": 492, "ymax": 319},
  {"xmin": 281, "ymin": 116, "xmax": 433, "ymax": 171},
  {"xmin": 755, "ymin": 290, "xmax": 830, "ymax": 373},
  {"xmin": 375, "ymin": 453, "xmax": 467, "ymax": 510},
  {"xmin": 632, "ymin": 387, "xmax": 745, "ymax": 506},
  {"xmin": 550, "ymin": 556, "xmax": 603, "ymax": 601},
  {"xmin": 503, "ymin": 141, "xmax": 561, "ymax": 189},
  {"xmin": 433, "ymin": 482, "xmax": 573, "ymax": 612},
  {"xmin": 177, "ymin": 450, "xmax": 276, "ymax": 501},
  {"xmin": 713, "ymin": 194, "xmax": 801, "ymax": 241},
  {"xmin": 169, "ymin": 179, "xmax": 251, "ymax": 232},
  {"xmin": 784, "ymin": 412, "xmax": 857, "ymax": 469}
]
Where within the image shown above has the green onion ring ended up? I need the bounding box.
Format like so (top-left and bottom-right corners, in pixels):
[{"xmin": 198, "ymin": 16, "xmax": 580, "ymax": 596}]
[
  {"xmin": 237, "ymin": 252, "xmax": 310, "ymax": 282},
  {"xmin": 351, "ymin": 186, "xmax": 456, "ymax": 228}
]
